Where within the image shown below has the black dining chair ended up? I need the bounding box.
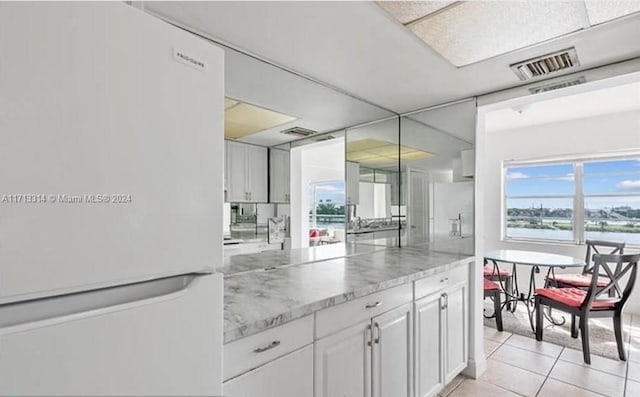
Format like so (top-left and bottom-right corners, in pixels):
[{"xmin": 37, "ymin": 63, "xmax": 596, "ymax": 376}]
[
  {"xmin": 535, "ymin": 253, "xmax": 640, "ymax": 364},
  {"xmin": 548, "ymin": 240, "xmax": 625, "ymax": 295},
  {"xmin": 484, "ymin": 279, "xmax": 503, "ymax": 331}
]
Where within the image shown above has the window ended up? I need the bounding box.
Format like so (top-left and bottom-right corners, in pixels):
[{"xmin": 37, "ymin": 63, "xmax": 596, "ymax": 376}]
[
  {"xmin": 308, "ymin": 181, "xmax": 345, "ymax": 244},
  {"xmin": 504, "ymin": 155, "xmax": 640, "ymax": 246}
]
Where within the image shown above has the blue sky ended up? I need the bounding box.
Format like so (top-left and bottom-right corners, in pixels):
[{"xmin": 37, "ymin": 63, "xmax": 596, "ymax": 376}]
[
  {"xmin": 309, "ymin": 181, "xmax": 345, "ymax": 204},
  {"xmin": 506, "ymin": 159, "xmax": 640, "ymax": 209}
]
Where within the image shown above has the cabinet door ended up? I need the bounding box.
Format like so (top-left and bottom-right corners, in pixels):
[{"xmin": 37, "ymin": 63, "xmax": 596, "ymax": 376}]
[
  {"xmin": 346, "ymin": 161, "xmax": 360, "ymax": 205},
  {"xmin": 372, "ymin": 303, "xmax": 412, "ymax": 397},
  {"xmin": 224, "ymin": 345, "xmax": 313, "ymax": 397},
  {"xmin": 270, "ymin": 149, "xmax": 290, "ymax": 203},
  {"xmin": 247, "ymin": 145, "xmax": 268, "ymax": 202},
  {"xmin": 315, "ymin": 321, "xmax": 371, "ymax": 397},
  {"xmin": 444, "ymin": 283, "xmax": 467, "ymax": 383},
  {"xmin": 226, "ymin": 141, "xmax": 248, "ymax": 202},
  {"xmin": 414, "ymin": 292, "xmax": 444, "ymax": 397}
]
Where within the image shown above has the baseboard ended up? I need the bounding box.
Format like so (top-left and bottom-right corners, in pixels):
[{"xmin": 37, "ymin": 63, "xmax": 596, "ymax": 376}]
[{"xmin": 462, "ymin": 356, "xmax": 487, "ymax": 379}]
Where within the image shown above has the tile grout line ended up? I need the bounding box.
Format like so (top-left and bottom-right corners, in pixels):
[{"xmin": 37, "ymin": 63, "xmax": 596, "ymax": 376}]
[{"xmin": 535, "ymin": 346, "xmax": 565, "ymax": 397}]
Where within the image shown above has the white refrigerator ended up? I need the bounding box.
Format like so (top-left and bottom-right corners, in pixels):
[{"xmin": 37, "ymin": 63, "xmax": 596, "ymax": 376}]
[{"xmin": 0, "ymin": 3, "xmax": 224, "ymax": 395}]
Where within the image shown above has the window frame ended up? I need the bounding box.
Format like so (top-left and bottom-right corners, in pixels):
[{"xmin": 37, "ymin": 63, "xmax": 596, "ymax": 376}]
[{"xmin": 502, "ymin": 152, "xmax": 640, "ymax": 247}]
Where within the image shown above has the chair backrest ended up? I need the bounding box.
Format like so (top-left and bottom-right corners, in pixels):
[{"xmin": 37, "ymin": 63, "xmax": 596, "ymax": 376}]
[
  {"xmin": 583, "ymin": 240, "xmax": 625, "ymax": 276},
  {"xmin": 582, "ymin": 253, "xmax": 640, "ymax": 311}
]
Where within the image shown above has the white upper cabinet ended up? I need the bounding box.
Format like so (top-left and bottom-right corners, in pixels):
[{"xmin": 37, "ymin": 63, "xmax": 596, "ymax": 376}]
[
  {"xmin": 270, "ymin": 148, "xmax": 290, "ymax": 203},
  {"xmin": 225, "ymin": 141, "xmax": 268, "ymax": 203},
  {"xmin": 346, "ymin": 161, "xmax": 360, "ymax": 205}
]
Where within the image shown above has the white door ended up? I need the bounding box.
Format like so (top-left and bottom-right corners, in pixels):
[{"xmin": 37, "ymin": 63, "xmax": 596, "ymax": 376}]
[
  {"xmin": 315, "ymin": 321, "xmax": 371, "ymax": 397},
  {"xmin": 247, "ymin": 144, "xmax": 269, "ymax": 202},
  {"xmin": 409, "ymin": 171, "xmax": 428, "ymax": 244},
  {"xmin": 224, "ymin": 345, "xmax": 313, "ymax": 397},
  {"xmin": 0, "ymin": 2, "xmax": 225, "ymax": 301},
  {"xmin": 372, "ymin": 303, "xmax": 413, "ymax": 397},
  {"xmin": 415, "ymin": 292, "xmax": 444, "ymax": 397},
  {"xmin": 444, "ymin": 283, "xmax": 468, "ymax": 383},
  {"xmin": 0, "ymin": 273, "xmax": 223, "ymax": 396},
  {"xmin": 226, "ymin": 141, "xmax": 249, "ymax": 202}
]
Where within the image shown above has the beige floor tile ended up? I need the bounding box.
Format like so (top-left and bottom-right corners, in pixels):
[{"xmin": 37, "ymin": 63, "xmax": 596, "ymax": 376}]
[
  {"xmin": 480, "ymin": 359, "xmax": 546, "ymax": 397},
  {"xmin": 537, "ymin": 378, "xmax": 604, "ymax": 397},
  {"xmin": 439, "ymin": 374, "xmax": 465, "ymax": 396},
  {"xmin": 626, "ymin": 379, "xmax": 640, "ymax": 396},
  {"xmin": 484, "ymin": 326, "xmax": 512, "ymax": 343},
  {"xmin": 448, "ymin": 378, "xmax": 520, "ymax": 397},
  {"xmin": 491, "ymin": 344, "xmax": 557, "ymax": 376},
  {"xmin": 549, "ymin": 360, "xmax": 626, "ymax": 397},
  {"xmin": 484, "ymin": 339, "xmax": 502, "ymax": 357},
  {"xmin": 627, "ymin": 360, "xmax": 640, "ymax": 382},
  {"xmin": 504, "ymin": 333, "xmax": 563, "ymax": 358},
  {"xmin": 559, "ymin": 348, "xmax": 627, "ymax": 378}
]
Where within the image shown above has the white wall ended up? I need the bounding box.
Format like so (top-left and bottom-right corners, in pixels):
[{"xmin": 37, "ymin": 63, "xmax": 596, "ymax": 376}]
[
  {"xmin": 290, "ymin": 139, "xmax": 345, "ymax": 249},
  {"xmin": 478, "ymin": 109, "xmax": 640, "ymax": 312}
]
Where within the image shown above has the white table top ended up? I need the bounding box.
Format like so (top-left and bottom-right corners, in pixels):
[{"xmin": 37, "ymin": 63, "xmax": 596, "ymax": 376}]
[{"xmin": 484, "ymin": 249, "xmax": 585, "ymax": 268}]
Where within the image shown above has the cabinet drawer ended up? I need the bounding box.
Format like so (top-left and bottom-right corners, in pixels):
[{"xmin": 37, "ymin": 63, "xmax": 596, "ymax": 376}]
[
  {"xmin": 414, "ymin": 264, "xmax": 468, "ymax": 300},
  {"xmin": 315, "ymin": 283, "xmax": 412, "ymax": 339},
  {"xmin": 224, "ymin": 315, "xmax": 314, "ymax": 380}
]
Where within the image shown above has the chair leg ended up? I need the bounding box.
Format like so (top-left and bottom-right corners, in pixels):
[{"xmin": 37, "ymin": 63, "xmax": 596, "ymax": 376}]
[
  {"xmin": 505, "ymin": 276, "xmax": 513, "ymax": 311},
  {"xmin": 493, "ymin": 291, "xmax": 503, "ymax": 332},
  {"xmin": 580, "ymin": 315, "xmax": 591, "ymax": 364},
  {"xmin": 614, "ymin": 312, "xmax": 626, "ymax": 361},
  {"xmin": 535, "ymin": 297, "xmax": 543, "ymax": 341},
  {"xmin": 571, "ymin": 315, "xmax": 578, "ymax": 338}
]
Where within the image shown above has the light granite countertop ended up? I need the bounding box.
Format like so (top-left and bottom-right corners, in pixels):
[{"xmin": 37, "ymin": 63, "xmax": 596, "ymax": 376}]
[
  {"xmin": 224, "ymin": 245, "xmax": 474, "ymax": 343},
  {"xmin": 219, "ymin": 243, "xmax": 388, "ymax": 276}
]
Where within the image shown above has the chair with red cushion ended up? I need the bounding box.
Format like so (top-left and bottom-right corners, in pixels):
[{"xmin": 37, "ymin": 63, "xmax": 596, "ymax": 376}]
[
  {"xmin": 483, "ymin": 261, "xmax": 514, "ymax": 310},
  {"xmin": 548, "ymin": 240, "xmax": 625, "ymax": 295},
  {"xmin": 535, "ymin": 253, "xmax": 640, "ymax": 364},
  {"xmin": 484, "ymin": 279, "xmax": 503, "ymax": 331}
]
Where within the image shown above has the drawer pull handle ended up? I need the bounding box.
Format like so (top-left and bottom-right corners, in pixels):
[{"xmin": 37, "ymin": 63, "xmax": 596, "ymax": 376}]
[
  {"xmin": 253, "ymin": 340, "xmax": 280, "ymax": 353},
  {"xmin": 365, "ymin": 301, "xmax": 381, "ymax": 309},
  {"xmin": 440, "ymin": 277, "xmax": 449, "ymax": 283},
  {"xmin": 264, "ymin": 266, "xmax": 277, "ymax": 271}
]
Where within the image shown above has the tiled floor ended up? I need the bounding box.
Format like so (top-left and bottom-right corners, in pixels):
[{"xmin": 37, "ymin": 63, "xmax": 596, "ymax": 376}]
[{"xmin": 440, "ymin": 322, "xmax": 640, "ymax": 397}]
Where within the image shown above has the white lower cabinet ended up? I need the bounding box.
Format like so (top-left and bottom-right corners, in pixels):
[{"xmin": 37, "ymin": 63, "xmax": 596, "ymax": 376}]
[
  {"xmin": 414, "ymin": 281, "xmax": 468, "ymax": 397},
  {"xmin": 314, "ymin": 302, "xmax": 413, "ymax": 397},
  {"xmin": 314, "ymin": 320, "xmax": 372, "ymax": 397},
  {"xmin": 414, "ymin": 292, "xmax": 444, "ymax": 397},
  {"xmin": 372, "ymin": 303, "xmax": 413, "ymax": 397},
  {"xmin": 224, "ymin": 345, "xmax": 313, "ymax": 397}
]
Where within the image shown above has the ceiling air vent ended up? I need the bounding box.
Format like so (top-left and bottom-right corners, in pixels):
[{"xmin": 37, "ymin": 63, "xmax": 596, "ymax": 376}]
[
  {"xmin": 528, "ymin": 76, "xmax": 587, "ymax": 94},
  {"xmin": 510, "ymin": 48, "xmax": 580, "ymax": 81},
  {"xmin": 280, "ymin": 127, "xmax": 318, "ymax": 138}
]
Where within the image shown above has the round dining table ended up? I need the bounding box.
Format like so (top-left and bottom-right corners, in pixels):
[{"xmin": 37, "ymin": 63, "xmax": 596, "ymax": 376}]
[{"xmin": 484, "ymin": 249, "xmax": 585, "ymax": 332}]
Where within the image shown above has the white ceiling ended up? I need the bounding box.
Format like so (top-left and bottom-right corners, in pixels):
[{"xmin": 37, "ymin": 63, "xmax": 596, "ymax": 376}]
[
  {"xmin": 144, "ymin": 1, "xmax": 640, "ymax": 115},
  {"xmin": 485, "ymin": 80, "xmax": 640, "ymax": 132}
]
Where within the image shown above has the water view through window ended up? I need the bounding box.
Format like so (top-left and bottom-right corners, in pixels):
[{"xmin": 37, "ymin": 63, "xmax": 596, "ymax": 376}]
[{"xmin": 505, "ymin": 157, "xmax": 640, "ymax": 245}]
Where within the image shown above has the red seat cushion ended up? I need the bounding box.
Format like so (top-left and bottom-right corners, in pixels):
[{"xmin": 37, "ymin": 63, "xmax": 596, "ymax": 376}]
[
  {"xmin": 548, "ymin": 273, "xmax": 610, "ymax": 288},
  {"xmin": 535, "ymin": 287, "xmax": 616, "ymax": 309},
  {"xmin": 484, "ymin": 279, "xmax": 500, "ymax": 291},
  {"xmin": 483, "ymin": 264, "xmax": 511, "ymax": 277}
]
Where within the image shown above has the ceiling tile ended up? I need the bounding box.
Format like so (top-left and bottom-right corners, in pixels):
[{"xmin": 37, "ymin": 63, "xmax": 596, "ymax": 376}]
[
  {"xmin": 225, "ymin": 102, "xmax": 296, "ymax": 139},
  {"xmin": 408, "ymin": 1, "xmax": 590, "ymax": 66},
  {"xmin": 376, "ymin": 1, "xmax": 454, "ymax": 24}
]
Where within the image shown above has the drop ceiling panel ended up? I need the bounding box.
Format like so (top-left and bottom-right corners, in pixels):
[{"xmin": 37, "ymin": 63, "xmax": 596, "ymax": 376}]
[
  {"xmin": 224, "ymin": 101, "xmax": 295, "ymax": 139},
  {"xmin": 376, "ymin": 1, "xmax": 454, "ymax": 24}
]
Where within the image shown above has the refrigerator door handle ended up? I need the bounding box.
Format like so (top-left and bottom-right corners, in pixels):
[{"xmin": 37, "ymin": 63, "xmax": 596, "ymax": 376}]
[{"xmin": 0, "ymin": 274, "xmax": 198, "ymax": 333}]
